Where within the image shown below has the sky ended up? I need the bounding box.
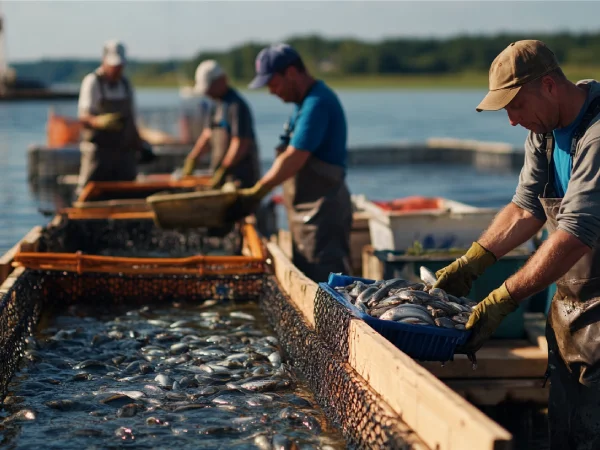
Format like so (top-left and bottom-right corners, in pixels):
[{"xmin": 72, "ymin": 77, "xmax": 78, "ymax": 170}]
[{"xmin": 2, "ymin": 1, "xmax": 600, "ymax": 62}]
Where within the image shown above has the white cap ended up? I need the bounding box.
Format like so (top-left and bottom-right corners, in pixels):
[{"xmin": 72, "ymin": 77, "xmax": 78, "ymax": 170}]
[
  {"xmin": 103, "ymin": 40, "xmax": 127, "ymax": 67},
  {"xmin": 194, "ymin": 60, "xmax": 225, "ymax": 94}
]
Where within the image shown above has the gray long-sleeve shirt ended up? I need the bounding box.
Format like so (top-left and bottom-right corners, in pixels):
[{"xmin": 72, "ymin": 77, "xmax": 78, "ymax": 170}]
[{"xmin": 512, "ymin": 80, "xmax": 600, "ymax": 249}]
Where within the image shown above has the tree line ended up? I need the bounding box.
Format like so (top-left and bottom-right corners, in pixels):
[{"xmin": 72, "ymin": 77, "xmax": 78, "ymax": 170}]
[{"xmin": 12, "ymin": 32, "xmax": 600, "ymax": 85}]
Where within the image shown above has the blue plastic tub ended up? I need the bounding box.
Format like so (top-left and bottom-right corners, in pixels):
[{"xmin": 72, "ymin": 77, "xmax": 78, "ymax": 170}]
[
  {"xmin": 322, "ymin": 273, "xmax": 471, "ymax": 362},
  {"xmin": 372, "ymin": 249, "xmax": 533, "ymax": 338}
]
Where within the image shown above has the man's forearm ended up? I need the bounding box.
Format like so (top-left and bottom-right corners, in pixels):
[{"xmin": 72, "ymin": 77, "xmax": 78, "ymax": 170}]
[
  {"xmin": 188, "ymin": 132, "xmax": 210, "ymax": 161},
  {"xmin": 259, "ymin": 147, "xmax": 310, "ymax": 190},
  {"xmin": 479, "ymin": 202, "xmax": 545, "ymax": 258},
  {"xmin": 506, "ymin": 229, "xmax": 590, "ymax": 301},
  {"xmin": 221, "ymin": 138, "xmax": 250, "ymax": 169},
  {"xmin": 79, "ymin": 114, "xmax": 96, "ymax": 129}
]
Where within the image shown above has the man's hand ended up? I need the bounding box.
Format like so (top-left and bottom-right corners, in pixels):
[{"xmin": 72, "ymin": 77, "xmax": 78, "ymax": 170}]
[
  {"xmin": 457, "ymin": 283, "xmax": 519, "ymax": 354},
  {"xmin": 432, "ymin": 242, "xmax": 497, "ymax": 297},
  {"xmin": 225, "ymin": 183, "xmax": 271, "ymax": 223},
  {"xmin": 210, "ymin": 166, "xmax": 228, "ymax": 189},
  {"xmin": 92, "ymin": 113, "xmax": 123, "ymax": 130},
  {"xmin": 182, "ymin": 158, "xmax": 196, "ymax": 177}
]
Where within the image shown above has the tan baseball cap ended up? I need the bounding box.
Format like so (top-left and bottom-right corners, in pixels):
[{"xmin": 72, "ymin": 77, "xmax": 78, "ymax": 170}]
[
  {"xmin": 194, "ymin": 60, "xmax": 225, "ymax": 95},
  {"xmin": 476, "ymin": 40, "xmax": 559, "ymax": 112}
]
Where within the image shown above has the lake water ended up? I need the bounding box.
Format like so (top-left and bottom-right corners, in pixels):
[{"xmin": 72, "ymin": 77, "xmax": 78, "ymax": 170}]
[{"xmin": 0, "ymin": 87, "xmax": 527, "ymax": 253}]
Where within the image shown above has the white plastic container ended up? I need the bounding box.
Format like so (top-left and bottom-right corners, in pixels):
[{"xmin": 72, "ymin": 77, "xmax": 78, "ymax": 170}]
[{"xmin": 362, "ymin": 197, "xmax": 499, "ymax": 251}]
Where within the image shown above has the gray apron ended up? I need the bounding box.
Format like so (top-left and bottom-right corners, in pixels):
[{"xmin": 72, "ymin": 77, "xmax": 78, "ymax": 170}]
[
  {"xmin": 210, "ymin": 102, "xmax": 260, "ymax": 189},
  {"xmin": 78, "ymin": 71, "xmax": 138, "ymax": 191},
  {"xmin": 279, "ymin": 123, "xmax": 352, "ymax": 283},
  {"xmin": 540, "ymin": 96, "xmax": 600, "ymax": 449}
]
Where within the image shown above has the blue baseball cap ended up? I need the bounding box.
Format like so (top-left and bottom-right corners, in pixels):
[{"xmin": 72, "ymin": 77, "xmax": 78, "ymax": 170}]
[{"xmin": 248, "ymin": 44, "xmax": 302, "ymax": 89}]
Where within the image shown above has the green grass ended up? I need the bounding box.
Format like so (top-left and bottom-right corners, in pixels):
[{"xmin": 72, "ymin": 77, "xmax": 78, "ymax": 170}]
[{"xmin": 130, "ymin": 65, "xmax": 600, "ymax": 90}]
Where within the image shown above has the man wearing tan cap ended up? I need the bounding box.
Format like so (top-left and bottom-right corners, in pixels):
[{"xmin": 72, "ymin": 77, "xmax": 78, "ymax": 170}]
[
  {"xmin": 182, "ymin": 60, "xmax": 260, "ymax": 190},
  {"xmin": 434, "ymin": 40, "xmax": 600, "ymax": 448}
]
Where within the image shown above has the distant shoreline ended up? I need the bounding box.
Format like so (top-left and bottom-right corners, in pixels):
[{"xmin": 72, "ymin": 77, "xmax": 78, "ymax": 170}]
[{"xmin": 130, "ymin": 65, "xmax": 600, "ymax": 90}]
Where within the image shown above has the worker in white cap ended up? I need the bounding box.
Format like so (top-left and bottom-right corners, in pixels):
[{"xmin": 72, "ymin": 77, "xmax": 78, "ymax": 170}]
[
  {"xmin": 182, "ymin": 60, "xmax": 260, "ymax": 189},
  {"xmin": 76, "ymin": 40, "xmax": 144, "ymax": 193}
]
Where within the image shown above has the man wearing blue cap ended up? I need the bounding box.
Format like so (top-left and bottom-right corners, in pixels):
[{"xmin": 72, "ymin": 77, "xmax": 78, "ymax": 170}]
[{"xmin": 228, "ymin": 43, "xmax": 352, "ymax": 282}]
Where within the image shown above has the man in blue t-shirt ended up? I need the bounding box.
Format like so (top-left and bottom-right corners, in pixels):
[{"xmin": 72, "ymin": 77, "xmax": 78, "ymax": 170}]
[{"xmin": 227, "ymin": 43, "xmax": 352, "ymax": 282}]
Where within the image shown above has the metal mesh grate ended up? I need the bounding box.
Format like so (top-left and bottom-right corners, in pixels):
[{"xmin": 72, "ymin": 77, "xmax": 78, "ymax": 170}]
[{"xmin": 37, "ymin": 217, "xmax": 242, "ymax": 257}]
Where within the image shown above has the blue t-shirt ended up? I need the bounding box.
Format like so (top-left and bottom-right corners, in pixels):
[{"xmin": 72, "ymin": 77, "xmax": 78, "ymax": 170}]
[
  {"xmin": 553, "ymin": 93, "xmax": 593, "ymax": 197},
  {"xmin": 289, "ymin": 81, "xmax": 348, "ymax": 168}
]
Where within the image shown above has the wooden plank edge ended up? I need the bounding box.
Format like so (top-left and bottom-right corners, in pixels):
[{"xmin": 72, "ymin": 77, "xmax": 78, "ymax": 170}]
[
  {"xmin": 266, "ymin": 241, "xmax": 315, "ymax": 328},
  {"xmin": 0, "ymin": 266, "xmax": 25, "ymax": 294},
  {"xmin": 445, "ymin": 378, "xmax": 549, "ymax": 406},
  {"xmin": 420, "ymin": 343, "xmax": 547, "ymax": 379},
  {"xmin": 0, "ymin": 226, "xmax": 43, "ymax": 284},
  {"xmin": 349, "ymin": 319, "xmax": 512, "ymax": 450}
]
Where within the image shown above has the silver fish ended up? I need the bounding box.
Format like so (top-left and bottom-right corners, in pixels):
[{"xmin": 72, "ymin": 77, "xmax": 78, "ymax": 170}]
[
  {"xmin": 434, "ymin": 317, "xmax": 457, "ymax": 329},
  {"xmin": 429, "ymin": 288, "xmax": 449, "ymax": 302},
  {"xmin": 379, "ymin": 304, "xmax": 435, "ymax": 325},
  {"xmin": 452, "ymin": 314, "xmax": 470, "ymax": 325},
  {"xmin": 369, "ymin": 304, "xmax": 401, "ymax": 318},
  {"xmin": 356, "ymin": 286, "xmax": 379, "ymax": 304},
  {"xmin": 396, "ymin": 290, "xmax": 437, "ymax": 305},
  {"xmin": 420, "ymin": 266, "xmax": 437, "ymax": 285},
  {"xmin": 350, "ymin": 281, "xmax": 369, "ymax": 297},
  {"xmin": 367, "ymin": 279, "xmax": 416, "ymax": 307}
]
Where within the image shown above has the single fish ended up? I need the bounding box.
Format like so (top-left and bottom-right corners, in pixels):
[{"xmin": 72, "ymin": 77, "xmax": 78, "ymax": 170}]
[
  {"xmin": 369, "ymin": 304, "xmax": 401, "ymax": 318},
  {"xmin": 452, "ymin": 314, "xmax": 470, "ymax": 325},
  {"xmin": 420, "ymin": 266, "xmax": 437, "ymax": 285},
  {"xmin": 434, "ymin": 317, "xmax": 457, "ymax": 329},
  {"xmin": 350, "ymin": 281, "xmax": 369, "ymax": 297},
  {"xmin": 428, "ymin": 300, "xmax": 461, "ymax": 315},
  {"xmin": 230, "ymin": 311, "xmax": 256, "ymax": 321},
  {"xmin": 426, "ymin": 306, "xmax": 448, "ymax": 318},
  {"xmin": 429, "ymin": 288, "xmax": 449, "ymax": 302},
  {"xmin": 367, "ymin": 279, "xmax": 415, "ymax": 307},
  {"xmin": 379, "ymin": 304, "xmax": 435, "ymax": 325},
  {"xmin": 356, "ymin": 286, "xmax": 379, "ymax": 304},
  {"xmin": 397, "ymin": 290, "xmax": 437, "ymax": 305}
]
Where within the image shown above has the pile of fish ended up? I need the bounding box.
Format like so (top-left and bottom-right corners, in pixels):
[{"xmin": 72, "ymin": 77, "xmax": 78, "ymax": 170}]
[
  {"xmin": 2, "ymin": 301, "xmax": 345, "ymax": 449},
  {"xmin": 333, "ymin": 267, "xmax": 477, "ymax": 331}
]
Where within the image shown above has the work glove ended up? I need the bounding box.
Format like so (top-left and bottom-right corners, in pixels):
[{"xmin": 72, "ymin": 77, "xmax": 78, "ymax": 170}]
[
  {"xmin": 182, "ymin": 157, "xmax": 196, "ymax": 177},
  {"xmin": 210, "ymin": 166, "xmax": 228, "ymax": 189},
  {"xmin": 456, "ymin": 283, "xmax": 519, "ymax": 354},
  {"xmin": 225, "ymin": 183, "xmax": 271, "ymax": 223},
  {"xmin": 432, "ymin": 242, "xmax": 497, "ymax": 297},
  {"xmin": 93, "ymin": 112, "xmax": 123, "ymax": 130}
]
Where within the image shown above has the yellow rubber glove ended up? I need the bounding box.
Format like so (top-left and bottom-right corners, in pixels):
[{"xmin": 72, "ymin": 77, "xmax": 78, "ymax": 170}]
[
  {"xmin": 432, "ymin": 242, "xmax": 497, "ymax": 297},
  {"xmin": 93, "ymin": 112, "xmax": 123, "ymax": 130},
  {"xmin": 182, "ymin": 157, "xmax": 196, "ymax": 177},
  {"xmin": 225, "ymin": 183, "xmax": 271, "ymax": 222},
  {"xmin": 457, "ymin": 283, "xmax": 519, "ymax": 354},
  {"xmin": 210, "ymin": 166, "xmax": 228, "ymax": 189}
]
